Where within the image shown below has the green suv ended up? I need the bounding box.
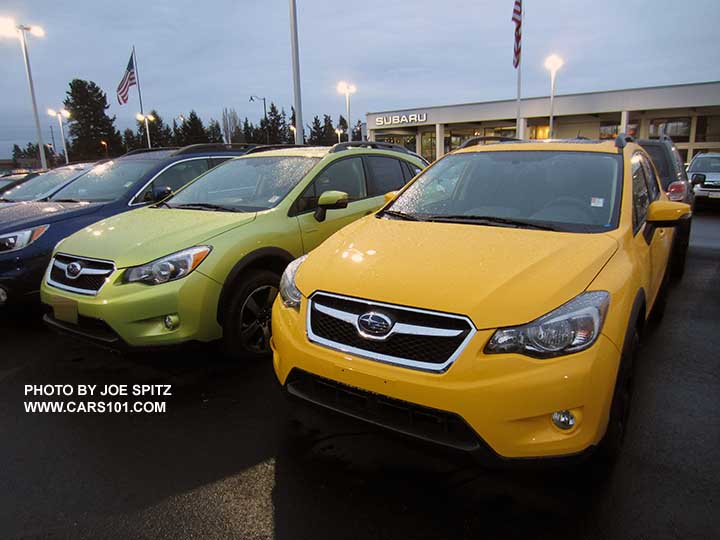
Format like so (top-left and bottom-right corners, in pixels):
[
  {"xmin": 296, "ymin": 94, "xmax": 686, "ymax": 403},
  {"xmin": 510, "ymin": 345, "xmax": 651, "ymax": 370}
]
[{"xmin": 41, "ymin": 143, "xmax": 426, "ymax": 358}]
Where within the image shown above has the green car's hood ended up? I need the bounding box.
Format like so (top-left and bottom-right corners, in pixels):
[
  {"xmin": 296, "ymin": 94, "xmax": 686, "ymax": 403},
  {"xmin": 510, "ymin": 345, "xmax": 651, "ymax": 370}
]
[{"xmin": 58, "ymin": 207, "xmax": 256, "ymax": 268}]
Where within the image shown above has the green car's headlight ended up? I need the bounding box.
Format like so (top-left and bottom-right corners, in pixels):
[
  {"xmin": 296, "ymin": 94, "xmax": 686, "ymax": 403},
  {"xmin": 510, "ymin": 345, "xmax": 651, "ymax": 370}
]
[
  {"xmin": 123, "ymin": 246, "xmax": 212, "ymax": 286},
  {"xmin": 0, "ymin": 225, "xmax": 49, "ymax": 253},
  {"xmin": 279, "ymin": 255, "xmax": 307, "ymax": 309},
  {"xmin": 485, "ymin": 291, "xmax": 610, "ymax": 358}
]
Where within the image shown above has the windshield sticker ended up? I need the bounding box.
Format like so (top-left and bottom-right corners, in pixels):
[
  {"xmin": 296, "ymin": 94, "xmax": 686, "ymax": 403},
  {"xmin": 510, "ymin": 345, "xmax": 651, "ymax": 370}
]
[
  {"xmin": 591, "ymin": 197, "xmax": 604, "ymax": 208},
  {"xmin": 268, "ymin": 195, "xmax": 280, "ymax": 204}
]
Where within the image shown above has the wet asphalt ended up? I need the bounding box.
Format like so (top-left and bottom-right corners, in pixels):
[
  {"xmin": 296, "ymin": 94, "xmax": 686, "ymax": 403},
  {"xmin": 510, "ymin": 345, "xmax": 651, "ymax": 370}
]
[{"xmin": 1, "ymin": 209, "xmax": 718, "ymax": 540}]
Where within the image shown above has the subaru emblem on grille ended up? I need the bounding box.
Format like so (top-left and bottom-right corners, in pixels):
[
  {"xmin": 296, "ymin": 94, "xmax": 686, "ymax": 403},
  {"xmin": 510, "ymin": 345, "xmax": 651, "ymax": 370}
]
[
  {"xmin": 65, "ymin": 262, "xmax": 83, "ymax": 279},
  {"xmin": 357, "ymin": 311, "xmax": 394, "ymax": 338}
]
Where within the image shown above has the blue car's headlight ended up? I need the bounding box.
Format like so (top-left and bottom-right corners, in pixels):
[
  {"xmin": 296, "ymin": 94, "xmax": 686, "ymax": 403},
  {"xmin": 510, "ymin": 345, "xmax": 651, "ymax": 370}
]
[{"xmin": 0, "ymin": 225, "xmax": 49, "ymax": 253}]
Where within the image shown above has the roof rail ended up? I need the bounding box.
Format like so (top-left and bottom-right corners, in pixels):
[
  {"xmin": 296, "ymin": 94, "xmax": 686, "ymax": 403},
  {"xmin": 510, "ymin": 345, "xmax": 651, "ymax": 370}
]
[
  {"xmin": 122, "ymin": 147, "xmax": 179, "ymax": 157},
  {"xmin": 458, "ymin": 136, "xmax": 521, "ymax": 149},
  {"xmin": 614, "ymin": 133, "xmax": 634, "ymax": 148},
  {"xmin": 173, "ymin": 143, "xmax": 258, "ymax": 155},
  {"xmin": 659, "ymin": 134, "xmax": 674, "ymax": 143},
  {"xmin": 243, "ymin": 144, "xmax": 314, "ymax": 155},
  {"xmin": 329, "ymin": 141, "xmax": 414, "ymax": 155}
]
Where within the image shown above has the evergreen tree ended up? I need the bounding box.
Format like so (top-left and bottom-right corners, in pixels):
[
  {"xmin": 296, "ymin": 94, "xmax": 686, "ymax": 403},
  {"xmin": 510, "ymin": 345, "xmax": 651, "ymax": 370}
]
[
  {"xmin": 321, "ymin": 114, "xmax": 336, "ymax": 145},
  {"xmin": 242, "ymin": 118, "xmax": 255, "ymax": 143},
  {"xmin": 353, "ymin": 120, "xmax": 363, "ymax": 141},
  {"xmin": 337, "ymin": 115, "xmax": 348, "ymax": 142},
  {"xmin": 307, "ymin": 115, "xmax": 324, "ymax": 145},
  {"xmin": 63, "ymin": 79, "xmax": 122, "ymax": 159},
  {"xmin": 177, "ymin": 111, "xmax": 209, "ymax": 145},
  {"xmin": 265, "ymin": 102, "xmax": 284, "ymax": 144},
  {"xmin": 207, "ymin": 120, "xmax": 224, "ymax": 143},
  {"xmin": 122, "ymin": 128, "xmax": 141, "ymax": 152}
]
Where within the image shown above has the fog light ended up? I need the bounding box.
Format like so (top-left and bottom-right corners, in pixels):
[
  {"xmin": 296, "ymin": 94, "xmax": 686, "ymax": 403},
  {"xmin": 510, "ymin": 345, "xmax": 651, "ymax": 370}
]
[
  {"xmin": 0, "ymin": 287, "xmax": 7, "ymax": 305},
  {"xmin": 163, "ymin": 314, "xmax": 179, "ymax": 330},
  {"xmin": 551, "ymin": 410, "xmax": 576, "ymax": 430}
]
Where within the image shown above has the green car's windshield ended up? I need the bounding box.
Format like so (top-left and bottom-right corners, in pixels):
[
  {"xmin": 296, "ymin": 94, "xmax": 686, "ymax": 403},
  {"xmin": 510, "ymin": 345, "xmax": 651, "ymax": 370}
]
[
  {"xmin": 385, "ymin": 151, "xmax": 623, "ymax": 233},
  {"xmin": 168, "ymin": 156, "xmax": 320, "ymax": 212},
  {"xmin": 50, "ymin": 160, "xmax": 157, "ymax": 203},
  {"xmin": 2, "ymin": 167, "xmax": 88, "ymax": 202},
  {"xmin": 689, "ymin": 155, "xmax": 720, "ymax": 173}
]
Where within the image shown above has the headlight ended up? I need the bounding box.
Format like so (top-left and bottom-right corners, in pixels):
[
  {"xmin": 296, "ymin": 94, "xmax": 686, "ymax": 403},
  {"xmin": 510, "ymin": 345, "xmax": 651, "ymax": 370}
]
[
  {"xmin": 485, "ymin": 291, "xmax": 610, "ymax": 358},
  {"xmin": 123, "ymin": 246, "xmax": 211, "ymax": 285},
  {"xmin": 0, "ymin": 225, "xmax": 49, "ymax": 254},
  {"xmin": 279, "ymin": 255, "xmax": 307, "ymax": 309}
]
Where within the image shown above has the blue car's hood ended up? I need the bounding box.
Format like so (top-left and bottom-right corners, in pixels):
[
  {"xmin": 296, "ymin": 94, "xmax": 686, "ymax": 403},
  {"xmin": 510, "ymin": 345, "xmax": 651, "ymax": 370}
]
[{"xmin": 0, "ymin": 201, "xmax": 107, "ymax": 234}]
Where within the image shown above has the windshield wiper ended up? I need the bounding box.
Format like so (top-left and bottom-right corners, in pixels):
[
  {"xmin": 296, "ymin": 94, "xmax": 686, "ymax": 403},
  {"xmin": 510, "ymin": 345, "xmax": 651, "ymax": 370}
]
[
  {"xmin": 52, "ymin": 198, "xmax": 83, "ymax": 203},
  {"xmin": 0, "ymin": 198, "xmax": 14, "ymax": 203},
  {"xmin": 426, "ymin": 215, "xmax": 557, "ymax": 231},
  {"xmin": 171, "ymin": 202, "xmax": 242, "ymax": 212},
  {"xmin": 381, "ymin": 209, "xmax": 420, "ymax": 221}
]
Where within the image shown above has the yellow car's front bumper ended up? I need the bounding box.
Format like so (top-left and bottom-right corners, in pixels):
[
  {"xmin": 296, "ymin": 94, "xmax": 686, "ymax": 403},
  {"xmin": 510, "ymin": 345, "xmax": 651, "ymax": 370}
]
[
  {"xmin": 41, "ymin": 270, "xmax": 223, "ymax": 347},
  {"xmin": 271, "ymin": 298, "xmax": 622, "ymax": 460}
]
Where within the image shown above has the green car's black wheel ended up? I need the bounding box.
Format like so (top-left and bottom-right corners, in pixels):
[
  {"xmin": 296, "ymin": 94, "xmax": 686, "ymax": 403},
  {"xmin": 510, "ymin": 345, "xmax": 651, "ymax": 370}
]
[{"xmin": 223, "ymin": 269, "xmax": 280, "ymax": 360}]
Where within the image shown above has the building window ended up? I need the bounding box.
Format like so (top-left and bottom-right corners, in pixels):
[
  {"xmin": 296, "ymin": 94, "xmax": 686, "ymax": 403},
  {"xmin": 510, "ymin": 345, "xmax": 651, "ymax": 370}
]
[
  {"xmin": 695, "ymin": 115, "xmax": 720, "ymax": 143},
  {"xmin": 600, "ymin": 123, "xmax": 618, "ymax": 140},
  {"xmin": 421, "ymin": 133, "xmax": 436, "ymax": 162},
  {"xmin": 528, "ymin": 125, "xmax": 549, "ymax": 139},
  {"xmin": 484, "ymin": 127, "xmax": 517, "ymax": 139},
  {"xmin": 375, "ymin": 134, "xmax": 416, "ymax": 151},
  {"xmin": 649, "ymin": 118, "xmax": 690, "ymax": 142}
]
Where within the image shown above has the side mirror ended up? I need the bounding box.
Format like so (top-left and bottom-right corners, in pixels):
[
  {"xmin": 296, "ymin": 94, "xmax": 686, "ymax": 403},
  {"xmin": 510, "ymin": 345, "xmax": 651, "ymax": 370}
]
[
  {"xmin": 646, "ymin": 200, "xmax": 691, "ymax": 227},
  {"xmin": 384, "ymin": 191, "xmax": 398, "ymax": 205},
  {"xmin": 153, "ymin": 185, "xmax": 173, "ymax": 202},
  {"xmin": 691, "ymin": 173, "xmax": 706, "ymax": 186},
  {"xmin": 314, "ymin": 190, "xmax": 348, "ymax": 222}
]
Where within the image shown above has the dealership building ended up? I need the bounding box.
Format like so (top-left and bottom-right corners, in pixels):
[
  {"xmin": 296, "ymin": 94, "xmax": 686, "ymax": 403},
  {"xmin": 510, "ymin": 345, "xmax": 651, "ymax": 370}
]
[{"xmin": 366, "ymin": 80, "xmax": 720, "ymax": 163}]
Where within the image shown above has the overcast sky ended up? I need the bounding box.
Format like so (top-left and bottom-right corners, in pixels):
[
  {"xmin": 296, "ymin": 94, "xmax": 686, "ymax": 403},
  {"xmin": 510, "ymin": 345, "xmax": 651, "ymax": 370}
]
[{"xmin": 1, "ymin": 0, "xmax": 718, "ymax": 157}]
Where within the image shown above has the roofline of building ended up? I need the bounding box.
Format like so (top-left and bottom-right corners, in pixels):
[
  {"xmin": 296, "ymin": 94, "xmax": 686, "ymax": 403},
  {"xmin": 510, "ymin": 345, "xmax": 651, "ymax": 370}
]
[{"xmin": 366, "ymin": 80, "xmax": 720, "ymax": 115}]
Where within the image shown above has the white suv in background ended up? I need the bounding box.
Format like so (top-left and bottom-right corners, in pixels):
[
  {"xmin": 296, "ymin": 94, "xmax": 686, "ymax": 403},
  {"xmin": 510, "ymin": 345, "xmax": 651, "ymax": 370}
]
[{"xmin": 688, "ymin": 152, "xmax": 720, "ymax": 202}]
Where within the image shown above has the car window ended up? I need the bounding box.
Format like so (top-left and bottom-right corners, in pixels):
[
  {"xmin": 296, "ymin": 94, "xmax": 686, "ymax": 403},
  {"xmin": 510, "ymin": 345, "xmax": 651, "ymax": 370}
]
[
  {"xmin": 51, "ymin": 160, "xmax": 157, "ymax": 203},
  {"xmin": 0, "ymin": 167, "xmax": 87, "ymax": 201},
  {"xmin": 641, "ymin": 145, "xmax": 670, "ymax": 189},
  {"xmin": 689, "ymin": 156, "xmax": 720, "ymax": 173},
  {"xmin": 168, "ymin": 156, "xmax": 319, "ymax": 212},
  {"xmin": 632, "ymin": 155, "xmax": 650, "ymax": 232},
  {"xmin": 210, "ymin": 157, "xmax": 232, "ymax": 168},
  {"xmin": 402, "ymin": 160, "xmax": 422, "ymax": 182},
  {"xmin": 388, "ymin": 151, "xmax": 623, "ymax": 233},
  {"xmin": 365, "ymin": 156, "xmax": 405, "ymax": 196},
  {"xmin": 639, "ymin": 154, "xmax": 660, "ymax": 201},
  {"xmin": 135, "ymin": 159, "xmax": 210, "ymax": 203},
  {"xmin": 293, "ymin": 157, "xmax": 367, "ymax": 215}
]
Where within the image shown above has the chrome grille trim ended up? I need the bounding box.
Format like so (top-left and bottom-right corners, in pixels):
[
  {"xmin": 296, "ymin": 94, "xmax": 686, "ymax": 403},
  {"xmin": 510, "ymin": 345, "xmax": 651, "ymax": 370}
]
[
  {"xmin": 306, "ymin": 291, "xmax": 477, "ymax": 373},
  {"xmin": 46, "ymin": 253, "xmax": 115, "ymax": 296}
]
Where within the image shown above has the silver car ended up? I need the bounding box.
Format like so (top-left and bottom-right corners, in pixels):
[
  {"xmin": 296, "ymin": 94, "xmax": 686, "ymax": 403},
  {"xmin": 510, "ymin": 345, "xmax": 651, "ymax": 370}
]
[
  {"xmin": 688, "ymin": 152, "xmax": 720, "ymax": 202},
  {"xmin": 0, "ymin": 163, "xmax": 94, "ymax": 207}
]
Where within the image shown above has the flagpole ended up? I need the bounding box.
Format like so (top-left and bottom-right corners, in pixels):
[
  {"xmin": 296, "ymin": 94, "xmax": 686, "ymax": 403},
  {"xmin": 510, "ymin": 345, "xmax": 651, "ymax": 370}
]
[
  {"xmin": 515, "ymin": 1, "xmax": 524, "ymax": 139},
  {"xmin": 132, "ymin": 46, "xmax": 151, "ymax": 148}
]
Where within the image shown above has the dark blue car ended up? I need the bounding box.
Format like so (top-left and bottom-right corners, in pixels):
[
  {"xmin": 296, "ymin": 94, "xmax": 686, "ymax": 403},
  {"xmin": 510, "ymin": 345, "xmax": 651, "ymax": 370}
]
[{"xmin": 0, "ymin": 144, "xmax": 255, "ymax": 307}]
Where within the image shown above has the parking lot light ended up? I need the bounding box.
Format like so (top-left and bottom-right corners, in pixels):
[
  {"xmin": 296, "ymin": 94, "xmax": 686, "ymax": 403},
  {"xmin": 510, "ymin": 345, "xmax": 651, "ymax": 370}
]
[
  {"xmin": 335, "ymin": 128, "xmax": 343, "ymax": 143},
  {"xmin": 47, "ymin": 107, "xmax": 71, "ymax": 164},
  {"xmin": 1, "ymin": 17, "xmax": 48, "ymax": 169},
  {"xmin": 336, "ymin": 81, "xmax": 357, "ymax": 142},
  {"xmin": 544, "ymin": 54, "xmax": 564, "ymax": 139}
]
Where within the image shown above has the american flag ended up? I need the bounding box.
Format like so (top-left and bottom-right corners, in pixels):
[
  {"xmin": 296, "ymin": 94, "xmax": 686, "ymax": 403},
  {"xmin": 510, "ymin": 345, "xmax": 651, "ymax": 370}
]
[
  {"xmin": 116, "ymin": 52, "xmax": 137, "ymax": 105},
  {"xmin": 512, "ymin": 0, "xmax": 522, "ymax": 68}
]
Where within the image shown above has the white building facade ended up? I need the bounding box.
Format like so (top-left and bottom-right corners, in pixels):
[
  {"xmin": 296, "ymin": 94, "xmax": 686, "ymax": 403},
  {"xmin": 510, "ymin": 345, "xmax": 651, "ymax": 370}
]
[{"xmin": 366, "ymin": 81, "xmax": 720, "ymax": 163}]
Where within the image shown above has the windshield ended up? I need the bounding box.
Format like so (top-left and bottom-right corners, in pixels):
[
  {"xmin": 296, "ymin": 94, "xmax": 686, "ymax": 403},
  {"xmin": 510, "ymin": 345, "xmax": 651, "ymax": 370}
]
[
  {"xmin": 50, "ymin": 160, "xmax": 156, "ymax": 202},
  {"xmin": 689, "ymin": 155, "xmax": 720, "ymax": 173},
  {"xmin": 386, "ymin": 151, "xmax": 623, "ymax": 233},
  {"xmin": 2, "ymin": 167, "xmax": 87, "ymax": 201},
  {"xmin": 167, "ymin": 156, "xmax": 320, "ymax": 212}
]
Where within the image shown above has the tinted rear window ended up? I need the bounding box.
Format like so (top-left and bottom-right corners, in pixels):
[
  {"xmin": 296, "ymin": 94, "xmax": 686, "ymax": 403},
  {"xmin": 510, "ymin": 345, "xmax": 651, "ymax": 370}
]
[{"xmin": 641, "ymin": 145, "xmax": 671, "ymax": 188}]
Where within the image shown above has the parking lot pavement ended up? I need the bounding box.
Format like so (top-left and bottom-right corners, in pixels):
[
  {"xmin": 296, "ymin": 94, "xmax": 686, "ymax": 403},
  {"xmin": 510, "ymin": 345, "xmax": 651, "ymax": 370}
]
[{"xmin": 1, "ymin": 211, "xmax": 719, "ymax": 540}]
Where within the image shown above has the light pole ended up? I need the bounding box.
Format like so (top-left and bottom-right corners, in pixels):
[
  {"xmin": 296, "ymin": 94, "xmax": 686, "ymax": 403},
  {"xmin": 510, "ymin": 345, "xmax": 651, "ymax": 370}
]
[
  {"xmin": 136, "ymin": 113, "xmax": 155, "ymax": 148},
  {"xmin": 544, "ymin": 54, "xmax": 564, "ymax": 139},
  {"xmin": 47, "ymin": 108, "xmax": 70, "ymax": 164},
  {"xmin": 250, "ymin": 95, "xmax": 269, "ymax": 143},
  {"xmin": 336, "ymin": 81, "xmax": 357, "ymax": 142},
  {"xmin": 0, "ymin": 18, "xmax": 47, "ymax": 169},
  {"xmin": 288, "ymin": 0, "xmax": 304, "ymax": 145},
  {"xmin": 335, "ymin": 129, "xmax": 343, "ymax": 144}
]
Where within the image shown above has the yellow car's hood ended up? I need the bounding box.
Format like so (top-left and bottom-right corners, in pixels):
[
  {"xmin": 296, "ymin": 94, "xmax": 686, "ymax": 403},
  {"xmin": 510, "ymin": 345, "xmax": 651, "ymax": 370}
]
[
  {"xmin": 297, "ymin": 217, "xmax": 618, "ymax": 329},
  {"xmin": 58, "ymin": 207, "xmax": 256, "ymax": 268}
]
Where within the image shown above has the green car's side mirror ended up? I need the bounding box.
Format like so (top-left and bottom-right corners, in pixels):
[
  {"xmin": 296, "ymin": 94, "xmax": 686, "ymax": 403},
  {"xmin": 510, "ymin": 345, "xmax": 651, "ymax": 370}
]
[{"xmin": 314, "ymin": 190, "xmax": 348, "ymax": 222}]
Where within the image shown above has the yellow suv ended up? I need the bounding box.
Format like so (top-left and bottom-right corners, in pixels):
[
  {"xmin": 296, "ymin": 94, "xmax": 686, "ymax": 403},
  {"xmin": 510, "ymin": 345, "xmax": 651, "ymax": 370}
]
[{"xmin": 271, "ymin": 135, "xmax": 691, "ymax": 462}]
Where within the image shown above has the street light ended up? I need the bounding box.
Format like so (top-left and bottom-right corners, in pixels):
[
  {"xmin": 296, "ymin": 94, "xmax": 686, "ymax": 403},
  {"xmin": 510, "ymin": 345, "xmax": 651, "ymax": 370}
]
[
  {"xmin": 47, "ymin": 108, "xmax": 70, "ymax": 164},
  {"xmin": 544, "ymin": 54, "xmax": 564, "ymax": 139},
  {"xmin": 135, "ymin": 113, "xmax": 155, "ymax": 147},
  {"xmin": 335, "ymin": 128, "xmax": 343, "ymax": 144},
  {"xmin": 249, "ymin": 95, "xmax": 269, "ymax": 143},
  {"xmin": 336, "ymin": 81, "xmax": 357, "ymax": 142},
  {"xmin": 1, "ymin": 17, "xmax": 48, "ymax": 169},
  {"xmin": 100, "ymin": 140, "xmax": 108, "ymax": 158},
  {"xmin": 289, "ymin": 125, "xmax": 296, "ymax": 142}
]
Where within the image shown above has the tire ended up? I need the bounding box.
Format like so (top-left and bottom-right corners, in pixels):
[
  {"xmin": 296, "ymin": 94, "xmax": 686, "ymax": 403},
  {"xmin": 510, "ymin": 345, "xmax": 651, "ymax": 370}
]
[
  {"xmin": 222, "ymin": 269, "xmax": 280, "ymax": 361},
  {"xmin": 670, "ymin": 219, "xmax": 691, "ymax": 282},
  {"xmin": 595, "ymin": 329, "xmax": 638, "ymax": 463}
]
